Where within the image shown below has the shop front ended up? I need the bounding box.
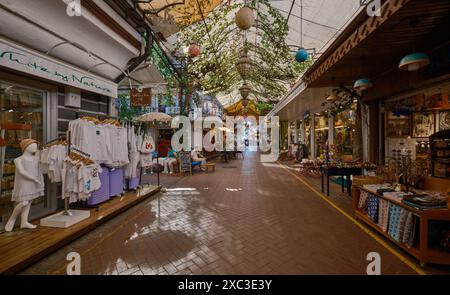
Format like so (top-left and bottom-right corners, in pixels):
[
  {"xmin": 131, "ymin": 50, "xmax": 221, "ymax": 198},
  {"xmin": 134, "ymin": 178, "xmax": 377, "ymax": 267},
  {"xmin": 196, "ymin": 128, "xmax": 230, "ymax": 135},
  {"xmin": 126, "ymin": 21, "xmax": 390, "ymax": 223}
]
[{"xmin": 0, "ymin": 38, "xmax": 119, "ymax": 230}]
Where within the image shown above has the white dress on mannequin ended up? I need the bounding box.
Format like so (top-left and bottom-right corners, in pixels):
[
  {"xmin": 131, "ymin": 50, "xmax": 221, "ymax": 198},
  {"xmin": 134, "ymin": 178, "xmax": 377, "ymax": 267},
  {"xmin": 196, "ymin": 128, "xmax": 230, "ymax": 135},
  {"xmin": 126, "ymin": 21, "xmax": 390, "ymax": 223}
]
[{"xmin": 12, "ymin": 157, "xmax": 45, "ymax": 202}]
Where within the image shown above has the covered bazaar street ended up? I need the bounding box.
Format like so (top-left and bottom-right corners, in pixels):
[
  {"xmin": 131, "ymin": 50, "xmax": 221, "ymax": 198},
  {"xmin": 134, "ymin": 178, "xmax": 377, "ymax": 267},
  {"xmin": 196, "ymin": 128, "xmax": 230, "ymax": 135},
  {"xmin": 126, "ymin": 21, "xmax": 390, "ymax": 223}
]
[{"xmin": 22, "ymin": 152, "xmax": 436, "ymax": 275}]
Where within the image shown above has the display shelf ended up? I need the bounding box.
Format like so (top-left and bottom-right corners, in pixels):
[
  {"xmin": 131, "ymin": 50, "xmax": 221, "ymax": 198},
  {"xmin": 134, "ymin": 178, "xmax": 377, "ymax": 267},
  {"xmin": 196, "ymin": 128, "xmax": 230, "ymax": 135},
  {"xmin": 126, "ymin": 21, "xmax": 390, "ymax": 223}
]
[
  {"xmin": 354, "ymin": 210, "xmax": 421, "ymax": 259},
  {"xmin": 352, "ymin": 185, "xmax": 450, "ymax": 267}
]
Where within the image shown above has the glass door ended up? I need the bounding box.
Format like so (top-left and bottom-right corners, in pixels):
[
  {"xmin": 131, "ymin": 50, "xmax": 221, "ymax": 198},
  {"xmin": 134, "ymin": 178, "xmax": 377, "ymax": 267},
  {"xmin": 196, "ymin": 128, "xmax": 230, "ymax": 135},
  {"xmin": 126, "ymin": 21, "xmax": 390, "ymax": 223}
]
[{"xmin": 0, "ymin": 81, "xmax": 49, "ymax": 230}]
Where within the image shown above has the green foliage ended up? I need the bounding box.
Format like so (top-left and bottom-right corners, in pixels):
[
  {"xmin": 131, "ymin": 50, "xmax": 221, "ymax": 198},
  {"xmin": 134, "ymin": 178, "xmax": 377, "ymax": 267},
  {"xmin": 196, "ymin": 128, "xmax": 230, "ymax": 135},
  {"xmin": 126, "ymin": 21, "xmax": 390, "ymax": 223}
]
[
  {"xmin": 175, "ymin": 0, "xmax": 311, "ymax": 103},
  {"xmin": 116, "ymin": 94, "xmax": 144, "ymax": 122},
  {"xmin": 256, "ymin": 101, "xmax": 274, "ymax": 115}
]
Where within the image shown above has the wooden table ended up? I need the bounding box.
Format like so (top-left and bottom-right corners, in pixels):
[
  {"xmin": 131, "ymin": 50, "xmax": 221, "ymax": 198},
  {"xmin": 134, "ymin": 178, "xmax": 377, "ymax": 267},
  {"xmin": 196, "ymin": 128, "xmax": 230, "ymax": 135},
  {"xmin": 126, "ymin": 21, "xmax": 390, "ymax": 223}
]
[
  {"xmin": 320, "ymin": 166, "xmax": 363, "ymax": 196},
  {"xmin": 352, "ymin": 185, "xmax": 450, "ymax": 267}
]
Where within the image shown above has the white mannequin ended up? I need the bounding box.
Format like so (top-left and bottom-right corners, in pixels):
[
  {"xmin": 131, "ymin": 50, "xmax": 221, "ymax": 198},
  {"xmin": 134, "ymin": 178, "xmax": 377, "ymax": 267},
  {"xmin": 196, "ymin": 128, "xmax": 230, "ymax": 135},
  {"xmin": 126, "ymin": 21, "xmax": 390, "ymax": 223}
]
[{"xmin": 4, "ymin": 142, "xmax": 43, "ymax": 232}]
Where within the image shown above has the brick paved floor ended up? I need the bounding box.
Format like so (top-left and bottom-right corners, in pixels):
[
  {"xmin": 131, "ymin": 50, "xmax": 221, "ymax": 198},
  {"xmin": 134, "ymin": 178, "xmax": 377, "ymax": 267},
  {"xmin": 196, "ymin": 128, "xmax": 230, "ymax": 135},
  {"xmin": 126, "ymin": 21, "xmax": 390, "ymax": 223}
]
[{"xmin": 21, "ymin": 152, "xmax": 449, "ymax": 275}]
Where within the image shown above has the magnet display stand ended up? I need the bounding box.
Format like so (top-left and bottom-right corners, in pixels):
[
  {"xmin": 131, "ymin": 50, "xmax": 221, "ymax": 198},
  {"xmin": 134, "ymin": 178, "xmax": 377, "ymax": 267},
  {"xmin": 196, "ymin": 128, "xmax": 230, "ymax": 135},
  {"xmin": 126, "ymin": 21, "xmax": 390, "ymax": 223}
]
[{"xmin": 40, "ymin": 209, "xmax": 90, "ymax": 228}]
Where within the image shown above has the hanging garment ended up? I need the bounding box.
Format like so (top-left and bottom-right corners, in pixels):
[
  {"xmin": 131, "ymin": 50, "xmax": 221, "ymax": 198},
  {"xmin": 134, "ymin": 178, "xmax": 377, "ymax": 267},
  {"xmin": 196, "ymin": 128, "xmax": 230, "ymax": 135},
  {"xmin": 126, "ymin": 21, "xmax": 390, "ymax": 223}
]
[
  {"xmin": 48, "ymin": 144, "xmax": 68, "ymax": 183},
  {"xmin": 377, "ymin": 199, "xmax": 390, "ymax": 232},
  {"xmin": 61, "ymin": 157, "xmax": 102, "ymax": 204},
  {"xmin": 39, "ymin": 147, "xmax": 50, "ymax": 174},
  {"xmin": 125, "ymin": 125, "xmax": 140, "ymax": 179},
  {"xmin": 367, "ymin": 194, "xmax": 379, "ymax": 223}
]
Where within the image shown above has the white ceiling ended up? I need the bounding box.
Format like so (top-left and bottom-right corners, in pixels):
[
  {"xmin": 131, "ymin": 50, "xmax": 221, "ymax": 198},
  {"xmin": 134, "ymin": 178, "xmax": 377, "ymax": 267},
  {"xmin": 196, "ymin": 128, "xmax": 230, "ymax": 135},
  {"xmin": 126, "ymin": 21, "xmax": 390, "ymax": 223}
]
[{"xmin": 0, "ymin": 0, "xmax": 141, "ymax": 82}]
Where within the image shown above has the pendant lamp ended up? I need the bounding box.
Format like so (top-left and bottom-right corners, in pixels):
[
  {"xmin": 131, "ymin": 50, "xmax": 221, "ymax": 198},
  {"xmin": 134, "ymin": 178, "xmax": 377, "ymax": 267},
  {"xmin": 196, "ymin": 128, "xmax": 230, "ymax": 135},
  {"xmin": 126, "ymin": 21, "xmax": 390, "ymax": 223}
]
[
  {"xmin": 295, "ymin": 48, "xmax": 308, "ymax": 63},
  {"xmin": 239, "ymin": 82, "xmax": 251, "ymax": 100},
  {"xmin": 353, "ymin": 78, "xmax": 373, "ymax": 91},
  {"xmin": 188, "ymin": 42, "xmax": 200, "ymax": 57},
  {"xmin": 236, "ymin": 51, "xmax": 253, "ymax": 80},
  {"xmin": 235, "ymin": 6, "xmax": 255, "ymax": 30},
  {"xmin": 399, "ymin": 53, "xmax": 430, "ymax": 71}
]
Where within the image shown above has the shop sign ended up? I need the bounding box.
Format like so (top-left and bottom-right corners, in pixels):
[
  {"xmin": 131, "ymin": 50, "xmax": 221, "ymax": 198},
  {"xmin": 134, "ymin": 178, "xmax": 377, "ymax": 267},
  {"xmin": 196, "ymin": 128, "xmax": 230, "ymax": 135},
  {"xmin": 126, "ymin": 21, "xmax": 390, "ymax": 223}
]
[
  {"xmin": 130, "ymin": 88, "xmax": 152, "ymax": 107},
  {"xmin": 0, "ymin": 38, "xmax": 117, "ymax": 97}
]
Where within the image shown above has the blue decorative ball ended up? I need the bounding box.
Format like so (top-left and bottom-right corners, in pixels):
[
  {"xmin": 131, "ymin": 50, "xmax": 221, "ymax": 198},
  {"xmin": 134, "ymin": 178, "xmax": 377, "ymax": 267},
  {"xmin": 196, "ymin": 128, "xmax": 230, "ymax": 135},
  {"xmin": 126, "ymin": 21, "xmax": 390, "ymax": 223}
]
[{"xmin": 295, "ymin": 49, "xmax": 308, "ymax": 63}]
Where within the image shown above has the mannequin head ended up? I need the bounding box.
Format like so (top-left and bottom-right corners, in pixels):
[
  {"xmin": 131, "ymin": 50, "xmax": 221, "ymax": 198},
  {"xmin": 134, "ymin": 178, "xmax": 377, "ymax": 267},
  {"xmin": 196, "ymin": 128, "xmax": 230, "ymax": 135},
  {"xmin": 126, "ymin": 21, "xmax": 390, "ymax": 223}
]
[
  {"xmin": 24, "ymin": 142, "xmax": 38, "ymax": 154},
  {"xmin": 19, "ymin": 139, "xmax": 38, "ymax": 155}
]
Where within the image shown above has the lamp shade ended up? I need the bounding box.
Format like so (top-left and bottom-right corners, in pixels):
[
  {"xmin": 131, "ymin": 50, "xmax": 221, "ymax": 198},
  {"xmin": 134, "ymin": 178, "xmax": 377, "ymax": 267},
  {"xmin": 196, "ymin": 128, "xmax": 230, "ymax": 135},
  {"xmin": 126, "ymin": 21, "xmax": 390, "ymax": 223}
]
[
  {"xmin": 295, "ymin": 48, "xmax": 308, "ymax": 63},
  {"xmin": 188, "ymin": 42, "xmax": 200, "ymax": 57},
  {"xmin": 239, "ymin": 82, "xmax": 251, "ymax": 100},
  {"xmin": 235, "ymin": 7, "xmax": 255, "ymax": 30},
  {"xmin": 236, "ymin": 51, "xmax": 253, "ymax": 80},
  {"xmin": 353, "ymin": 78, "xmax": 373, "ymax": 91},
  {"xmin": 399, "ymin": 53, "xmax": 430, "ymax": 71}
]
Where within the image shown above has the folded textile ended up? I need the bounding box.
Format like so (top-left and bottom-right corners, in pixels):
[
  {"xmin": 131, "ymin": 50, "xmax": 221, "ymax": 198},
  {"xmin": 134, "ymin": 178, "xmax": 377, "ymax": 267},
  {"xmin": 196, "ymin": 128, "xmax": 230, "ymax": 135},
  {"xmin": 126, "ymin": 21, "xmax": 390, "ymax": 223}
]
[
  {"xmin": 367, "ymin": 194, "xmax": 379, "ymax": 223},
  {"xmin": 378, "ymin": 199, "xmax": 390, "ymax": 232}
]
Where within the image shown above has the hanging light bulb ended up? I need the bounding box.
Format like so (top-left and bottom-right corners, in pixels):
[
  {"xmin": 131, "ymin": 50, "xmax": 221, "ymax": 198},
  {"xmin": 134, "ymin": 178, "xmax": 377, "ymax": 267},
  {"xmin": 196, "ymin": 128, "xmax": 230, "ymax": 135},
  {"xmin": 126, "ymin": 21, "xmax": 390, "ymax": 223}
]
[
  {"xmin": 399, "ymin": 52, "xmax": 430, "ymax": 71},
  {"xmin": 295, "ymin": 48, "xmax": 308, "ymax": 63},
  {"xmin": 235, "ymin": 6, "xmax": 255, "ymax": 30},
  {"xmin": 353, "ymin": 78, "xmax": 373, "ymax": 91}
]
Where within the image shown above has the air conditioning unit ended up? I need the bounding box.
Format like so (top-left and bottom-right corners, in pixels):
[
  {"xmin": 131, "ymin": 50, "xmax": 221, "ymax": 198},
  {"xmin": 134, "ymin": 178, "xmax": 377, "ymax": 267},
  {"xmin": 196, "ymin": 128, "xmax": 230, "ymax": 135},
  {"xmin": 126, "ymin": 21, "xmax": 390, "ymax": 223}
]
[{"xmin": 65, "ymin": 87, "xmax": 81, "ymax": 108}]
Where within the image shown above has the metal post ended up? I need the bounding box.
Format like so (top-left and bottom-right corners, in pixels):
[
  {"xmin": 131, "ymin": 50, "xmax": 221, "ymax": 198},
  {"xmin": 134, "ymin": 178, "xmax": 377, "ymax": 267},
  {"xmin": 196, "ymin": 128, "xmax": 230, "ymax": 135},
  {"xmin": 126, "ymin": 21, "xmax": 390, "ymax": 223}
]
[
  {"xmin": 63, "ymin": 130, "xmax": 72, "ymax": 216},
  {"xmin": 156, "ymin": 155, "xmax": 160, "ymax": 186}
]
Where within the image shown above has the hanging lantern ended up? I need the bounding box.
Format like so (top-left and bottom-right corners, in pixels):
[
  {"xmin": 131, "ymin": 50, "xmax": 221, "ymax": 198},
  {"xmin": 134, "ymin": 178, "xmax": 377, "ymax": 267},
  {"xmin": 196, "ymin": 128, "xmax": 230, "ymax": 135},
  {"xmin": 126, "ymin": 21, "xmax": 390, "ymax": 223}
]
[
  {"xmin": 399, "ymin": 52, "xmax": 430, "ymax": 71},
  {"xmin": 188, "ymin": 42, "xmax": 200, "ymax": 57},
  {"xmin": 236, "ymin": 51, "xmax": 253, "ymax": 80},
  {"xmin": 239, "ymin": 82, "xmax": 251, "ymax": 100},
  {"xmin": 353, "ymin": 78, "xmax": 373, "ymax": 91},
  {"xmin": 295, "ymin": 48, "xmax": 308, "ymax": 63},
  {"xmin": 235, "ymin": 6, "xmax": 255, "ymax": 30},
  {"xmin": 241, "ymin": 98, "xmax": 249, "ymax": 108}
]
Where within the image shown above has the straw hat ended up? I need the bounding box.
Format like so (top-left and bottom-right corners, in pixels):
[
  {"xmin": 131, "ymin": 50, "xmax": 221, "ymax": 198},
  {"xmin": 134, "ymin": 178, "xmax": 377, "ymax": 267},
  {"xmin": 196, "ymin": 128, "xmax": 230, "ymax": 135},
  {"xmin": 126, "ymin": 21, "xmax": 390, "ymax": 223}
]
[{"xmin": 19, "ymin": 138, "xmax": 38, "ymax": 152}]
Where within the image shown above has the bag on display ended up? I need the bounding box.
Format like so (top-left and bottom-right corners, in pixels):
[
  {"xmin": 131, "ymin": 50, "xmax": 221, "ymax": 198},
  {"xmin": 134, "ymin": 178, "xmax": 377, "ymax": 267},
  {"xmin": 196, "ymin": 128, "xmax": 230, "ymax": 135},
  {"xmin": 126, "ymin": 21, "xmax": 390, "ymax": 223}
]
[{"xmin": 141, "ymin": 134, "xmax": 155, "ymax": 154}]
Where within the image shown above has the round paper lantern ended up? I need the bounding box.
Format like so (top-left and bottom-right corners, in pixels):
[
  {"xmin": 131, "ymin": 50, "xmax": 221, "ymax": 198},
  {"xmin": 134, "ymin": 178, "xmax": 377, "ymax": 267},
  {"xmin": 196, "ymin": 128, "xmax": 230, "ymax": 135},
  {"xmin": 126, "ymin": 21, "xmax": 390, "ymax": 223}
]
[
  {"xmin": 188, "ymin": 42, "xmax": 200, "ymax": 57},
  {"xmin": 399, "ymin": 52, "xmax": 430, "ymax": 71},
  {"xmin": 353, "ymin": 78, "xmax": 373, "ymax": 91},
  {"xmin": 235, "ymin": 7, "xmax": 255, "ymax": 30},
  {"xmin": 295, "ymin": 48, "xmax": 308, "ymax": 63}
]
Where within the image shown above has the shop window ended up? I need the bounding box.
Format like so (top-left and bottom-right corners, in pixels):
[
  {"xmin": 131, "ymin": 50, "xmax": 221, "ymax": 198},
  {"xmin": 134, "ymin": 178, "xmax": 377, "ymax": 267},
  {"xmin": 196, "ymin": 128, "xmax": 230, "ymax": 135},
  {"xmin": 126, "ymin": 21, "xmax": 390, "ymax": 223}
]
[
  {"xmin": 0, "ymin": 81, "xmax": 45, "ymax": 228},
  {"xmin": 334, "ymin": 105, "xmax": 357, "ymax": 162},
  {"xmin": 314, "ymin": 115, "xmax": 329, "ymax": 158},
  {"xmin": 304, "ymin": 118, "xmax": 311, "ymax": 156}
]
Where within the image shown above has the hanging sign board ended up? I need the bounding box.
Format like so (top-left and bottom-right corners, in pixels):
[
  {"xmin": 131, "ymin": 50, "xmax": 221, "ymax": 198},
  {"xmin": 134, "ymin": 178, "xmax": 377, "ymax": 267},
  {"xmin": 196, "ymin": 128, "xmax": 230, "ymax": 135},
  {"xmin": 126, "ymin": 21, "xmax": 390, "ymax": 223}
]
[
  {"xmin": 130, "ymin": 88, "xmax": 152, "ymax": 107},
  {"xmin": 178, "ymin": 151, "xmax": 192, "ymax": 175},
  {"xmin": 0, "ymin": 38, "xmax": 117, "ymax": 97}
]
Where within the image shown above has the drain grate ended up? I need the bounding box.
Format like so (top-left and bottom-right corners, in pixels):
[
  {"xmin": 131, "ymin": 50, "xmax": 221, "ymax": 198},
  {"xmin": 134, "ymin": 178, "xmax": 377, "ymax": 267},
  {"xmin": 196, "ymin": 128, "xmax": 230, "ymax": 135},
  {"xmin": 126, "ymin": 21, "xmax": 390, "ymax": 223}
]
[{"xmin": 221, "ymin": 165, "xmax": 238, "ymax": 168}]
